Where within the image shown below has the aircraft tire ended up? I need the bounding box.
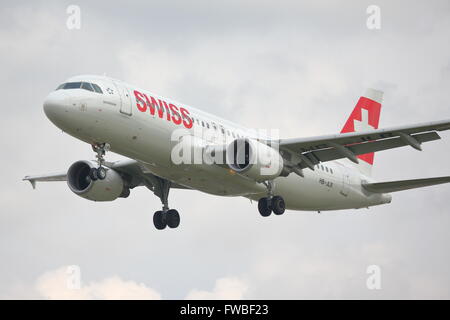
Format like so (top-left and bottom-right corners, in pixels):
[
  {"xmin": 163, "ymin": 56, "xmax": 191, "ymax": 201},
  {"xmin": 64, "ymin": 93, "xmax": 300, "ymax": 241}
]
[
  {"xmin": 167, "ymin": 209, "xmax": 180, "ymax": 229},
  {"xmin": 97, "ymin": 167, "xmax": 107, "ymax": 180},
  {"xmin": 153, "ymin": 211, "xmax": 167, "ymax": 230},
  {"xmin": 89, "ymin": 167, "xmax": 98, "ymax": 181},
  {"xmin": 258, "ymin": 198, "xmax": 272, "ymax": 217},
  {"xmin": 272, "ymin": 196, "xmax": 286, "ymax": 215}
]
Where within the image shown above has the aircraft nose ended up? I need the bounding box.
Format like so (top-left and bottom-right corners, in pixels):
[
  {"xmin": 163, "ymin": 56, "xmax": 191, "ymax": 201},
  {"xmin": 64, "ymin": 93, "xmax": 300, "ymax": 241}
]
[{"xmin": 43, "ymin": 90, "xmax": 69, "ymax": 119}]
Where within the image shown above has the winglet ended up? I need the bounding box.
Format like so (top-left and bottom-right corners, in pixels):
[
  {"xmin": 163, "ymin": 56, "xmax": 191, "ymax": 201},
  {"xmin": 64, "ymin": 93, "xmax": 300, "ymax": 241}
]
[{"xmin": 23, "ymin": 177, "xmax": 36, "ymax": 189}]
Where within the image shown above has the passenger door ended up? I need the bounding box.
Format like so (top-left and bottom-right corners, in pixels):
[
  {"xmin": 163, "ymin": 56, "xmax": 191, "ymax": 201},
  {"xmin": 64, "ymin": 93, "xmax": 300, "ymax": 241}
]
[
  {"xmin": 340, "ymin": 166, "xmax": 351, "ymax": 197},
  {"xmin": 113, "ymin": 81, "xmax": 132, "ymax": 116}
]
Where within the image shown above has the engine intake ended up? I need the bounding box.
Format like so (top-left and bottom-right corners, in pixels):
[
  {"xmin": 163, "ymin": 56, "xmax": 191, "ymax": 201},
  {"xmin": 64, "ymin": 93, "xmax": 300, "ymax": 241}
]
[
  {"xmin": 226, "ymin": 138, "xmax": 283, "ymax": 181},
  {"xmin": 67, "ymin": 160, "xmax": 125, "ymax": 201}
]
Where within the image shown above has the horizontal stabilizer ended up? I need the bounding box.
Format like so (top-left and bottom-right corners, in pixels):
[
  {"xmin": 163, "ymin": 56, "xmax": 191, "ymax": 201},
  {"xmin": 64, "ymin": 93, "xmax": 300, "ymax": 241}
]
[{"xmin": 362, "ymin": 176, "xmax": 450, "ymax": 193}]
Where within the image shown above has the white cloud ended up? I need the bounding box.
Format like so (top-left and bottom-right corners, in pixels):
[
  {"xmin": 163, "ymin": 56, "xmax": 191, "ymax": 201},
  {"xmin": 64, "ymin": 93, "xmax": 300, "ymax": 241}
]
[
  {"xmin": 31, "ymin": 267, "xmax": 248, "ymax": 300},
  {"xmin": 35, "ymin": 266, "xmax": 161, "ymax": 300},
  {"xmin": 185, "ymin": 277, "xmax": 248, "ymax": 300}
]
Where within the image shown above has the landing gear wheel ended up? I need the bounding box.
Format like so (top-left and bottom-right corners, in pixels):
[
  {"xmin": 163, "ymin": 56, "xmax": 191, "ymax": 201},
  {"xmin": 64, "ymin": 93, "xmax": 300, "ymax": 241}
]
[
  {"xmin": 272, "ymin": 196, "xmax": 286, "ymax": 215},
  {"xmin": 258, "ymin": 197, "xmax": 272, "ymax": 217},
  {"xmin": 153, "ymin": 211, "xmax": 167, "ymax": 230},
  {"xmin": 167, "ymin": 209, "xmax": 180, "ymax": 229},
  {"xmin": 91, "ymin": 143, "xmax": 109, "ymax": 180},
  {"xmin": 151, "ymin": 177, "xmax": 182, "ymax": 230},
  {"xmin": 97, "ymin": 167, "xmax": 107, "ymax": 180},
  {"xmin": 89, "ymin": 167, "xmax": 99, "ymax": 181}
]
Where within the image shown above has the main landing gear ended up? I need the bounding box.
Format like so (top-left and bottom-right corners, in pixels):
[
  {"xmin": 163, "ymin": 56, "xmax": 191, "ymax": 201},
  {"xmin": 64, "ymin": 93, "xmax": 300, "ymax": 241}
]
[
  {"xmin": 151, "ymin": 178, "xmax": 180, "ymax": 230},
  {"xmin": 258, "ymin": 181, "xmax": 286, "ymax": 217},
  {"xmin": 89, "ymin": 143, "xmax": 110, "ymax": 181}
]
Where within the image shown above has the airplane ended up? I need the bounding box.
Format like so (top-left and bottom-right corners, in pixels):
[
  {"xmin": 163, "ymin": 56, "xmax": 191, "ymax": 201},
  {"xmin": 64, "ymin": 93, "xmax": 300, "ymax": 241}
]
[{"xmin": 24, "ymin": 75, "xmax": 450, "ymax": 230}]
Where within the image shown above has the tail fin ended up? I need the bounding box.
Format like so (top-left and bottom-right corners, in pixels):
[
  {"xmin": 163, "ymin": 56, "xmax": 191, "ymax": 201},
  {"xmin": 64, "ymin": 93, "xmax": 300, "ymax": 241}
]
[{"xmin": 340, "ymin": 88, "xmax": 383, "ymax": 177}]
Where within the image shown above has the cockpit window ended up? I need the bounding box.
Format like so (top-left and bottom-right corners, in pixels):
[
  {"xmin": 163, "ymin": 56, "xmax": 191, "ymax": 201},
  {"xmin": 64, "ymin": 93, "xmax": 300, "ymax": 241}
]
[
  {"xmin": 81, "ymin": 82, "xmax": 94, "ymax": 92},
  {"xmin": 55, "ymin": 81, "xmax": 103, "ymax": 94},
  {"xmin": 63, "ymin": 82, "xmax": 82, "ymax": 89},
  {"xmin": 91, "ymin": 83, "xmax": 103, "ymax": 94}
]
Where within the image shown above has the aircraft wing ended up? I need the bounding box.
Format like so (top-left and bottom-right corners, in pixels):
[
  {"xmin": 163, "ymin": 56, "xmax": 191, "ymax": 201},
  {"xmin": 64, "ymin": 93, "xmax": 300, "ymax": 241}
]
[
  {"xmin": 277, "ymin": 119, "xmax": 450, "ymax": 169},
  {"xmin": 23, "ymin": 159, "xmax": 189, "ymax": 190},
  {"xmin": 362, "ymin": 176, "xmax": 450, "ymax": 193},
  {"xmin": 23, "ymin": 173, "xmax": 67, "ymax": 189},
  {"xmin": 107, "ymin": 159, "xmax": 190, "ymax": 190}
]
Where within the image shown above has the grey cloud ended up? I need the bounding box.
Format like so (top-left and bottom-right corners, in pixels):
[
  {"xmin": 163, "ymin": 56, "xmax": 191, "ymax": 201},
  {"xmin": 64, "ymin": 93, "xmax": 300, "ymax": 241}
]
[{"xmin": 1, "ymin": 0, "xmax": 450, "ymax": 299}]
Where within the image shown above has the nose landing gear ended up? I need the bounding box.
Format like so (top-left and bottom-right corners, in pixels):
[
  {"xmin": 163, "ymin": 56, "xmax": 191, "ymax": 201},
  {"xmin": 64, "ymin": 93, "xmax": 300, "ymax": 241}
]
[{"xmin": 89, "ymin": 143, "xmax": 110, "ymax": 181}]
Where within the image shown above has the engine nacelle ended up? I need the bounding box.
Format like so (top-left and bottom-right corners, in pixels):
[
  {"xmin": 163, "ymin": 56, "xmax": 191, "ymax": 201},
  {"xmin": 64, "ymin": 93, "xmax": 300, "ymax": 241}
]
[
  {"xmin": 67, "ymin": 160, "xmax": 125, "ymax": 201},
  {"xmin": 226, "ymin": 138, "xmax": 284, "ymax": 182}
]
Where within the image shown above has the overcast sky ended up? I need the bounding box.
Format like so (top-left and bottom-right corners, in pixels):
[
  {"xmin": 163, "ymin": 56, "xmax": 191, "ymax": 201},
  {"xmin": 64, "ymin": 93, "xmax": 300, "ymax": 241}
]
[{"xmin": 1, "ymin": 0, "xmax": 450, "ymax": 299}]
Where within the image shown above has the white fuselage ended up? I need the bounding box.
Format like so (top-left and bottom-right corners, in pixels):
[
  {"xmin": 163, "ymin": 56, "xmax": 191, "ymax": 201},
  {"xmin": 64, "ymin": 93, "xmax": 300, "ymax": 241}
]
[{"xmin": 43, "ymin": 75, "xmax": 391, "ymax": 211}]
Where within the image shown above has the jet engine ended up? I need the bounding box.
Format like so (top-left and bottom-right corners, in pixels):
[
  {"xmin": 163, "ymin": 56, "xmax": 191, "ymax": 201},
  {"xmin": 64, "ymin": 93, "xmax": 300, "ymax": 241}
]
[
  {"xmin": 67, "ymin": 160, "xmax": 127, "ymax": 201},
  {"xmin": 226, "ymin": 138, "xmax": 284, "ymax": 181}
]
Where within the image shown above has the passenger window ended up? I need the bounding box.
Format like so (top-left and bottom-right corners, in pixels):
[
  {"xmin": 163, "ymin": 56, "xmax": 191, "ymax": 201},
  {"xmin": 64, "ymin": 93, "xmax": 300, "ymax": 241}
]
[
  {"xmin": 206, "ymin": 122, "xmax": 210, "ymax": 129},
  {"xmin": 91, "ymin": 83, "xmax": 103, "ymax": 94},
  {"xmin": 81, "ymin": 82, "xmax": 94, "ymax": 92},
  {"xmin": 201, "ymin": 121, "xmax": 205, "ymax": 127},
  {"xmin": 320, "ymin": 165, "xmax": 324, "ymax": 171},
  {"xmin": 63, "ymin": 82, "xmax": 82, "ymax": 89},
  {"xmin": 212, "ymin": 123, "xmax": 217, "ymax": 130},
  {"xmin": 221, "ymin": 127, "xmax": 225, "ymax": 134},
  {"xmin": 330, "ymin": 168, "xmax": 333, "ymax": 174}
]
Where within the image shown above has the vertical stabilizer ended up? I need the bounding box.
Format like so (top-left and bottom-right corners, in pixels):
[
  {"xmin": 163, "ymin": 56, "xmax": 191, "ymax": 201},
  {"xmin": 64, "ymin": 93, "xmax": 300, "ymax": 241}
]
[{"xmin": 340, "ymin": 88, "xmax": 383, "ymax": 176}]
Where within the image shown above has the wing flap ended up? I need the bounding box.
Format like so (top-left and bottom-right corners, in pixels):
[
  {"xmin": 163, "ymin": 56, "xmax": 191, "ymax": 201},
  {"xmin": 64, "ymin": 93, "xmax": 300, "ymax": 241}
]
[
  {"xmin": 362, "ymin": 176, "xmax": 450, "ymax": 193},
  {"xmin": 309, "ymin": 131, "xmax": 440, "ymax": 164}
]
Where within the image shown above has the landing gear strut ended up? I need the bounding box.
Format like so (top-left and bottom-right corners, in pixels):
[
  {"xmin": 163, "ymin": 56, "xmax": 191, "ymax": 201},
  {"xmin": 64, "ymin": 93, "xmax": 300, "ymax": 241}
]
[
  {"xmin": 89, "ymin": 143, "xmax": 110, "ymax": 181},
  {"xmin": 150, "ymin": 178, "xmax": 180, "ymax": 230},
  {"xmin": 257, "ymin": 181, "xmax": 286, "ymax": 217}
]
